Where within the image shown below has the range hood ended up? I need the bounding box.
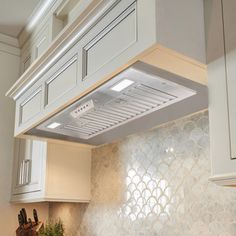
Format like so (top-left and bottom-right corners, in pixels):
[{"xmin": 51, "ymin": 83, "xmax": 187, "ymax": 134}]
[{"xmin": 27, "ymin": 62, "xmax": 207, "ymax": 146}]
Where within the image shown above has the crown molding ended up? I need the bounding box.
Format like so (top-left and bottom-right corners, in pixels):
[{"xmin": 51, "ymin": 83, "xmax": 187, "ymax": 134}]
[
  {"xmin": 0, "ymin": 33, "xmax": 20, "ymax": 56},
  {"xmin": 0, "ymin": 33, "xmax": 19, "ymax": 48}
]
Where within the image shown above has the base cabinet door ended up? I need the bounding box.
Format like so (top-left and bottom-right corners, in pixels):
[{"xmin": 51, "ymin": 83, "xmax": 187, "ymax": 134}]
[
  {"xmin": 12, "ymin": 139, "xmax": 46, "ymax": 196},
  {"xmin": 11, "ymin": 139, "xmax": 91, "ymax": 203}
]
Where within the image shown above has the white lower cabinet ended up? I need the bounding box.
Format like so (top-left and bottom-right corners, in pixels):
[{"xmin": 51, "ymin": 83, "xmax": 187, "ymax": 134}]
[
  {"xmin": 11, "ymin": 139, "xmax": 91, "ymax": 203},
  {"xmin": 12, "ymin": 139, "xmax": 46, "ymax": 196}
]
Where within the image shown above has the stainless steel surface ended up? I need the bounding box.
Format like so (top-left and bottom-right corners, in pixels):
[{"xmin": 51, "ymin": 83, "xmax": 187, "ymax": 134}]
[{"xmin": 27, "ymin": 62, "xmax": 208, "ymax": 145}]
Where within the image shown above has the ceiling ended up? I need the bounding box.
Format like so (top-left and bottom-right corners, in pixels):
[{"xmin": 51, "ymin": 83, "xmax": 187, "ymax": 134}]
[{"xmin": 0, "ymin": 0, "xmax": 41, "ymax": 38}]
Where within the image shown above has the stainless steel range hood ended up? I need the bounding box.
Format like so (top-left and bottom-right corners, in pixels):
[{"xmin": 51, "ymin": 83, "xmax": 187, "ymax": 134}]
[{"xmin": 27, "ymin": 62, "xmax": 207, "ymax": 146}]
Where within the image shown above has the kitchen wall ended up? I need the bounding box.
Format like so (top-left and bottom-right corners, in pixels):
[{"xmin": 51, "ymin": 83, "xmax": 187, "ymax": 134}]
[
  {"xmin": 0, "ymin": 34, "xmax": 48, "ymax": 236},
  {"xmin": 50, "ymin": 110, "xmax": 236, "ymax": 236}
]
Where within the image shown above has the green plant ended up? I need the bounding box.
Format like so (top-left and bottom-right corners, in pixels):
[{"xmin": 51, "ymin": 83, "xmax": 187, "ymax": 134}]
[{"xmin": 39, "ymin": 219, "xmax": 64, "ymax": 236}]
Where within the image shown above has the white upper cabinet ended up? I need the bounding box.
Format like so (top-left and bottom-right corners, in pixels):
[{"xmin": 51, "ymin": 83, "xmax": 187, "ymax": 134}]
[
  {"xmin": 33, "ymin": 23, "xmax": 51, "ymax": 60},
  {"xmin": 7, "ymin": 0, "xmax": 207, "ymax": 141},
  {"xmin": 20, "ymin": 20, "xmax": 55, "ymax": 75},
  {"xmin": 11, "ymin": 139, "xmax": 91, "ymax": 203},
  {"xmin": 206, "ymin": 0, "xmax": 236, "ymax": 185}
]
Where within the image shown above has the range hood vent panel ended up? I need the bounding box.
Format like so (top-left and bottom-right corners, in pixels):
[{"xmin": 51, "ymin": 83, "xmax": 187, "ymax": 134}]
[{"xmin": 29, "ymin": 62, "xmax": 198, "ymax": 143}]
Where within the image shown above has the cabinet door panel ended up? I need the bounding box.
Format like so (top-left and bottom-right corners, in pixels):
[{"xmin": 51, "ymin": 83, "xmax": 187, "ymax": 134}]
[
  {"xmin": 83, "ymin": 1, "xmax": 137, "ymax": 77},
  {"xmin": 222, "ymin": 0, "xmax": 236, "ymax": 159},
  {"xmin": 12, "ymin": 139, "xmax": 47, "ymax": 195},
  {"xmin": 29, "ymin": 140, "xmax": 47, "ymax": 192},
  {"xmin": 12, "ymin": 139, "xmax": 31, "ymax": 194},
  {"xmin": 46, "ymin": 56, "xmax": 78, "ymax": 106},
  {"xmin": 34, "ymin": 25, "xmax": 50, "ymax": 59},
  {"xmin": 20, "ymin": 87, "xmax": 42, "ymax": 124}
]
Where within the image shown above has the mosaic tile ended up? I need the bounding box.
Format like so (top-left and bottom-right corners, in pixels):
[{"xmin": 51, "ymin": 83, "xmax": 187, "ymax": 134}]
[{"xmin": 50, "ymin": 111, "xmax": 236, "ymax": 236}]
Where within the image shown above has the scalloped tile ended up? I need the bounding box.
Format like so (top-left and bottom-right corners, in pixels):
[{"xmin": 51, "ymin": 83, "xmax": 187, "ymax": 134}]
[{"xmin": 50, "ymin": 111, "xmax": 236, "ymax": 236}]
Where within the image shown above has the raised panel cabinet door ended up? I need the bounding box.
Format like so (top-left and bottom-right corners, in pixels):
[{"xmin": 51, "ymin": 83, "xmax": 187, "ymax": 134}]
[
  {"xmin": 45, "ymin": 55, "xmax": 78, "ymax": 106},
  {"xmin": 33, "ymin": 24, "xmax": 50, "ymax": 60},
  {"xmin": 12, "ymin": 139, "xmax": 25, "ymax": 194},
  {"xmin": 82, "ymin": 0, "xmax": 138, "ymax": 79},
  {"xmin": 222, "ymin": 0, "xmax": 236, "ymax": 159},
  {"xmin": 27, "ymin": 140, "xmax": 47, "ymax": 193},
  {"xmin": 19, "ymin": 87, "xmax": 42, "ymax": 125},
  {"xmin": 12, "ymin": 139, "xmax": 47, "ymax": 195},
  {"xmin": 12, "ymin": 139, "xmax": 33, "ymax": 194}
]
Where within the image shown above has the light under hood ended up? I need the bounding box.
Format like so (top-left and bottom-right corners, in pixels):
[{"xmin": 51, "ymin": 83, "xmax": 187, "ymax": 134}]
[{"xmin": 27, "ymin": 62, "xmax": 207, "ymax": 146}]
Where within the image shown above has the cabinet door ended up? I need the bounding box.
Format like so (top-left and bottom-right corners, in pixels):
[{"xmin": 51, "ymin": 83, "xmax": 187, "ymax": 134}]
[
  {"xmin": 222, "ymin": 0, "xmax": 236, "ymax": 159},
  {"xmin": 12, "ymin": 139, "xmax": 47, "ymax": 195},
  {"xmin": 206, "ymin": 0, "xmax": 233, "ymax": 181},
  {"xmin": 33, "ymin": 24, "xmax": 50, "ymax": 60},
  {"xmin": 81, "ymin": 0, "xmax": 137, "ymax": 79},
  {"xmin": 45, "ymin": 55, "xmax": 78, "ymax": 106}
]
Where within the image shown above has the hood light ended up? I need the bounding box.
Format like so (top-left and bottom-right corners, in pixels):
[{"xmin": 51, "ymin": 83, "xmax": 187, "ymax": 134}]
[
  {"xmin": 111, "ymin": 79, "xmax": 134, "ymax": 92},
  {"xmin": 47, "ymin": 122, "xmax": 61, "ymax": 129}
]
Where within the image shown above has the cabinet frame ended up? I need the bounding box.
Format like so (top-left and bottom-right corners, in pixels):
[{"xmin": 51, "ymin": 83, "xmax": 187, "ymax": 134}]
[
  {"xmin": 19, "ymin": 86, "xmax": 43, "ymax": 125},
  {"xmin": 12, "ymin": 139, "xmax": 47, "ymax": 196},
  {"xmin": 11, "ymin": 139, "xmax": 91, "ymax": 203}
]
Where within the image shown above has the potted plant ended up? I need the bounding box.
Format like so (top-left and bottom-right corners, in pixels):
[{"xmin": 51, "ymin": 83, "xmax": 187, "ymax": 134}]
[{"xmin": 39, "ymin": 219, "xmax": 64, "ymax": 236}]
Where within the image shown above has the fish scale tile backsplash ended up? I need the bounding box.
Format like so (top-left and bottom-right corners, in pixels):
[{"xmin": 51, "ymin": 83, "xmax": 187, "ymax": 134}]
[{"xmin": 49, "ymin": 111, "xmax": 236, "ymax": 236}]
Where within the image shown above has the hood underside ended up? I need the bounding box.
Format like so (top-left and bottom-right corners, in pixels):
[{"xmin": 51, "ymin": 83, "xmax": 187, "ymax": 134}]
[{"xmin": 26, "ymin": 62, "xmax": 208, "ymax": 146}]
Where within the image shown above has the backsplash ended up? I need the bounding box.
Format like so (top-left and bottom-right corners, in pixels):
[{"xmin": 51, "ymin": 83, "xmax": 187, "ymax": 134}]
[{"xmin": 49, "ymin": 111, "xmax": 236, "ymax": 236}]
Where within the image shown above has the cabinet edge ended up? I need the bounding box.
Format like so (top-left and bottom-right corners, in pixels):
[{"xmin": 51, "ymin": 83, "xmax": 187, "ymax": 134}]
[{"xmin": 209, "ymin": 173, "xmax": 236, "ymax": 186}]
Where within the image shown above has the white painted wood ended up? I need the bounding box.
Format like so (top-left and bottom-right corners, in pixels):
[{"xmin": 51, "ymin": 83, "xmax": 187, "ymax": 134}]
[
  {"xmin": 79, "ymin": 0, "xmax": 156, "ymax": 91},
  {"xmin": 84, "ymin": 1, "xmax": 137, "ymax": 76},
  {"xmin": 206, "ymin": 0, "xmax": 231, "ymax": 178},
  {"xmin": 18, "ymin": 0, "xmax": 59, "ymax": 47},
  {"xmin": 0, "ymin": 41, "xmax": 20, "ymax": 56},
  {"xmin": 46, "ymin": 56, "xmax": 78, "ymax": 105},
  {"xmin": 222, "ymin": 0, "xmax": 236, "ymax": 160},
  {"xmin": 206, "ymin": 0, "xmax": 236, "ymax": 185},
  {"xmin": 67, "ymin": 0, "xmax": 94, "ymax": 26},
  {"xmin": 11, "ymin": 139, "xmax": 47, "ymax": 196},
  {"xmin": 0, "ymin": 40, "xmax": 49, "ymax": 233},
  {"xmin": 55, "ymin": 0, "xmax": 80, "ymax": 19},
  {"xmin": 11, "ymin": 139, "xmax": 91, "ymax": 203},
  {"xmin": 20, "ymin": 39, "xmax": 32, "ymax": 74},
  {"xmin": 14, "ymin": 44, "xmax": 80, "ymax": 136},
  {"xmin": 8, "ymin": 0, "xmax": 206, "ymax": 141},
  {"xmin": 33, "ymin": 23, "xmax": 51, "ymax": 60},
  {"xmin": 51, "ymin": 15, "xmax": 64, "ymax": 40},
  {"xmin": 20, "ymin": 21, "xmax": 52, "ymax": 76},
  {"xmin": 0, "ymin": 32, "xmax": 19, "ymax": 47},
  {"xmin": 23, "ymin": 56, "xmax": 31, "ymax": 72},
  {"xmin": 20, "ymin": 87, "xmax": 42, "ymax": 124}
]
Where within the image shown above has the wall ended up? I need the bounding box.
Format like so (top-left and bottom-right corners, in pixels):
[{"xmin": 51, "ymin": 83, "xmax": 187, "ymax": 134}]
[
  {"xmin": 50, "ymin": 110, "xmax": 236, "ymax": 236},
  {"xmin": 0, "ymin": 34, "xmax": 48, "ymax": 236}
]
